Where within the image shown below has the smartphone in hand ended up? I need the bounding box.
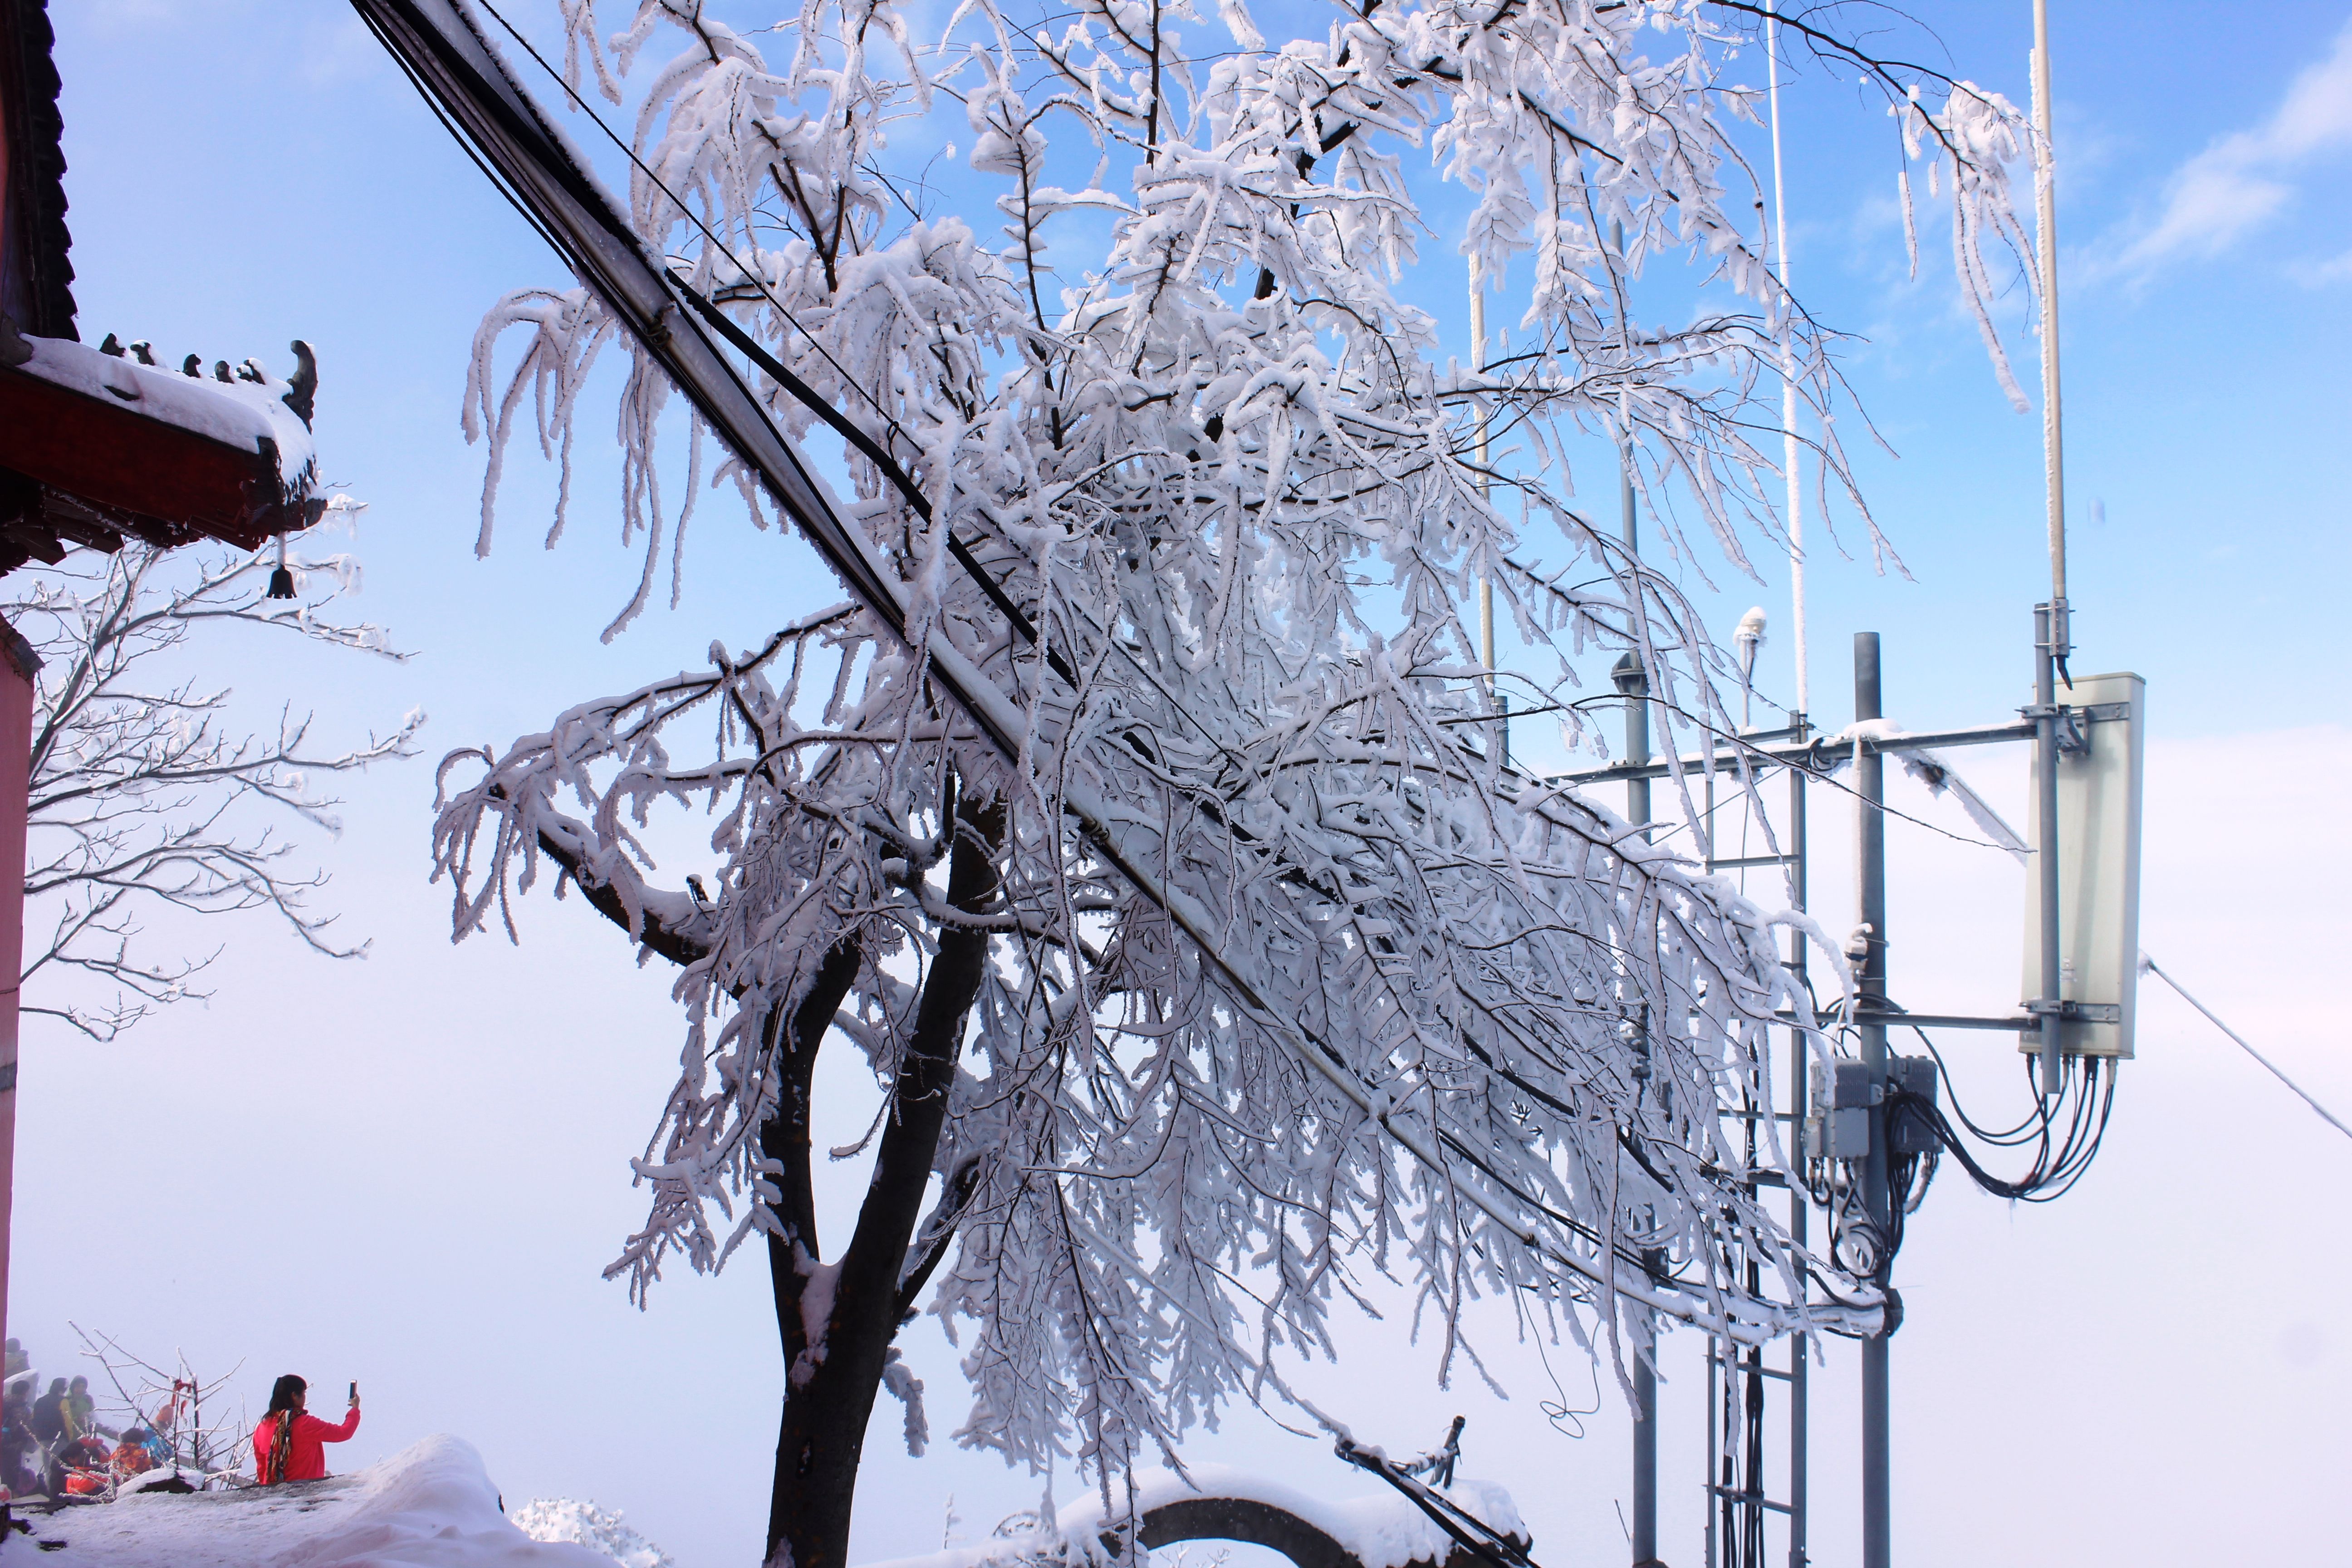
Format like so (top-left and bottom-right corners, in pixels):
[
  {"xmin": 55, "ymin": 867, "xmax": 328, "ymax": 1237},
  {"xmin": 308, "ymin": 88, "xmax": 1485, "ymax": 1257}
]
[{"xmin": 349, "ymin": 1381, "xmax": 359, "ymax": 1405}]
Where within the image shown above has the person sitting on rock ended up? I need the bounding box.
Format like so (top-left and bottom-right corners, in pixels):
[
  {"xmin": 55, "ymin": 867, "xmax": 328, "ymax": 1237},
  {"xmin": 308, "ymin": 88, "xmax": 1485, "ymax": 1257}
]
[
  {"xmin": 54, "ymin": 1432, "xmax": 110, "ymax": 1495},
  {"xmin": 110, "ymin": 1427, "xmax": 156, "ymax": 1479},
  {"xmin": 251, "ymin": 1375, "xmax": 359, "ymax": 1485}
]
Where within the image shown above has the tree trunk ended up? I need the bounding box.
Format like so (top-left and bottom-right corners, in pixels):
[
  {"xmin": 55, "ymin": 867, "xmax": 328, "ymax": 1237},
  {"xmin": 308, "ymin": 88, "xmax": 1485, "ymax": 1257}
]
[{"xmin": 764, "ymin": 789, "xmax": 1004, "ymax": 1568}]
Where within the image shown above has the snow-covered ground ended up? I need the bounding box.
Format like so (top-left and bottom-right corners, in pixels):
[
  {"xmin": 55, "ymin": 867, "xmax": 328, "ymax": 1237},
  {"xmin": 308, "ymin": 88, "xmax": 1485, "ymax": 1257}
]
[
  {"xmin": 859, "ymin": 1464, "xmax": 1523, "ymax": 1568},
  {"xmin": 0, "ymin": 1445, "xmax": 1510, "ymax": 1568},
  {"xmin": 0, "ymin": 1436, "xmax": 617, "ymax": 1568}
]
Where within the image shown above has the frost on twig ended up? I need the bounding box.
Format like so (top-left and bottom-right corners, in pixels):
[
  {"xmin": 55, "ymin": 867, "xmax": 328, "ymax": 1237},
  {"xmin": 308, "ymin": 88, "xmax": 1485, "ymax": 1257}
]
[
  {"xmin": 9, "ymin": 537, "xmax": 421, "ymax": 1040},
  {"xmin": 68, "ymin": 1321, "xmax": 249, "ymax": 1481},
  {"xmin": 443, "ymin": 0, "xmax": 2038, "ymax": 1500}
]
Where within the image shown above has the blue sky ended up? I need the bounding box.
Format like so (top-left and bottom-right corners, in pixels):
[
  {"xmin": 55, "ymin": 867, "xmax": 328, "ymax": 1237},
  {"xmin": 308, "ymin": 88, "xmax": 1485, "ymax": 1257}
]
[{"xmin": 14, "ymin": 3, "xmax": 2352, "ymax": 1565}]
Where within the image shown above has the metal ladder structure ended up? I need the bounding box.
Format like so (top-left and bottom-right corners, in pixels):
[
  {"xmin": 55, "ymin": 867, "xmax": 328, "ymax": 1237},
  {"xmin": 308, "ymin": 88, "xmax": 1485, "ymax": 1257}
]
[
  {"xmin": 1562, "ymin": 611, "xmax": 2131, "ymax": 1568},
  {"xmin": 1696, "ymin": 723, "xmax": 1811, "ymax": 1568}
]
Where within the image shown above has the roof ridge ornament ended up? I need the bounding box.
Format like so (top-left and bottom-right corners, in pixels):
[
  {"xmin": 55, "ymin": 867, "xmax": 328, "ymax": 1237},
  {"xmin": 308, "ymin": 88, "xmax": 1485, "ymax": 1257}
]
[{"xmin": 282, "ymin": 340, "xmax": 318, "ymax": 429}]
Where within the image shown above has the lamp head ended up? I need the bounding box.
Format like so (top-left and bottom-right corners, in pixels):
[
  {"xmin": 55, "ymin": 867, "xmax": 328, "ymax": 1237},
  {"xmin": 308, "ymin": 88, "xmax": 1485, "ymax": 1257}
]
[
  {"xmin": 1610, "ymin": 651, "xmax": 1646, "ymax": 697},
  {"xmin": 1735, "ymin": 605, "xmax": 1768, "ymax": 680}
]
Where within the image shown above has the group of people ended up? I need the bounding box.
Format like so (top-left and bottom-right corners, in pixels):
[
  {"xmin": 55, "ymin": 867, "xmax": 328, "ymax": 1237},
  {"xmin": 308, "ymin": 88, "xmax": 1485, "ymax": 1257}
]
[
  {"xmin": 0, "ymin": 1338, "xmax": 361, "ymax": 1500},
  {"xmin": 0, "ymin": 1343, "xmax": 181, "ymax": 1499}
]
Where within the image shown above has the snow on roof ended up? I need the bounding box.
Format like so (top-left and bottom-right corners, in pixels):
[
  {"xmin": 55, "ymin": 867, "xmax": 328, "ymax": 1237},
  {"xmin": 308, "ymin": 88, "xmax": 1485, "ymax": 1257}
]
[
  {"xmin": 0, "ymin": 1434, "xmax": 615, "ymax": 1568},
  {"xmin": 8, "ymin": 332, "xmax": 318, "ymax": 502},
  {"xmin": 857, "ymin": 1465, "xmax": 1525, "ymax": 1568}
]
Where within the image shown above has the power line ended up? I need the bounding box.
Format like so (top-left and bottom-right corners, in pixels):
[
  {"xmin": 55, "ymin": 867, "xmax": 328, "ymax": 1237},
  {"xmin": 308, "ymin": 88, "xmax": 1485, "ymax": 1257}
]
[
  {"xmin": 2143, "ymin": 954, "xmax": 2352, "ymax": 1147},
  {"xmin": 354, "ymin": 0, "xmax": 1867, "ymax": 1348}
]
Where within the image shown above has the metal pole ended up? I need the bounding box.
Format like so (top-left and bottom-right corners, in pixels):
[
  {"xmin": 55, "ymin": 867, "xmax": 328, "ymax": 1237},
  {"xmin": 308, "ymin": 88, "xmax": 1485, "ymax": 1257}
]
[
  {"xmin": 1635, "ymin": 1345, "xmax": 1660, "ymax": 1567},
  {"xmin": 1627, "ymin": 701, "xmax": 1658, "ymax": 1567},
  {"xmin": 1621, "ymin": 418, "xmax": 1658, "ymax": 1568},
  {"xmin": 1471, "ymin": 263, "xmax": 1504, "ymax": 767},
  {"xmin": 1767, "ymin": 21, "xmax": 1811, "ymax": 1561},
  {"xmin": 1472, "ymin": 264, "xmax": 1494, "ymax": 676},
  {"xmin": 1767, "ymin": 0, "xmax": 1807, "ymax": 718},
  {"xmin": 1704, "ymin": 1335, "xmax": 1718, "ymax": 1568},
  {"xmin": 1854, "ymin": 634, "xmax": 1891, "ymax": 1568},
  {"xmin": 2029, "ymin": 0, "xmax": 2072, "ymax": 1100},
  {"xmin": 2033, "ymin": 606, "xmax": 2064, "ymax": 1093},
  {"xmin": 1786, "ymin": 711, "xmax": 1809, "ymax": 1568},
  {"xmin": 2030, "ymin": 0, "xmax": 2068, "ymax": 616}
]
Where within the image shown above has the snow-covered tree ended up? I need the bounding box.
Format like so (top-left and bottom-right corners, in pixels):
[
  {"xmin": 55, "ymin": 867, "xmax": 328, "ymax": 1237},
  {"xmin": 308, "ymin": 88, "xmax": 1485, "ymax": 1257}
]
[
  {"xmin": 10, "ymin": 534, "xmax": 420, "ymax": 1039},
  {"xmin": 425, "ymin": 2, "xmax": 2036, "ymax": 1564}
]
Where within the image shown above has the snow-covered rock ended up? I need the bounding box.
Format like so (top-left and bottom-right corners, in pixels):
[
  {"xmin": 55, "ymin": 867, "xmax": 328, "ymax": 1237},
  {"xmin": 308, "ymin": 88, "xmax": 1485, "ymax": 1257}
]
[
  {"xmin": 511, "ymin": 1499, "xmax": 675, "ymax": 1567},
  {"xmin": 0, "ymin": 1435, "xmax": 614, "ymax": 1568}
]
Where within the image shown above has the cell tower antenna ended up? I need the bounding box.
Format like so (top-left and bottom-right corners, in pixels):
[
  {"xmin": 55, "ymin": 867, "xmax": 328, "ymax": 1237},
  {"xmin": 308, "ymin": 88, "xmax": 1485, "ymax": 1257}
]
[
  {"xmin": 2032, "ymin": 0, "xmax": 2068, "ymax": 619},
  {"xmin": 2029, "ymin": 0, "xmax": 2069, "ymax": 1097},
  {"xmin": 1768, "ymin": 0, "xmax": 1806, "ymax": 716}
]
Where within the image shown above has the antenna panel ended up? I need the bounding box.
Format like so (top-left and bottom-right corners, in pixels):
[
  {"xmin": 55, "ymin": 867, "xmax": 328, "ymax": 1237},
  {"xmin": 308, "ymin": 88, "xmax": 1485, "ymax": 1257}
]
[{"xmin": 2020, "ymin": 671, "xmax": 2146, "ymax": 1058}]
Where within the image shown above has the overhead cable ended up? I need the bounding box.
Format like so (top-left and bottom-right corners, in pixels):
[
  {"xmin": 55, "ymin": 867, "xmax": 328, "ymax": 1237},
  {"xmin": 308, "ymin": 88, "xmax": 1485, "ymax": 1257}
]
[
  {"xmin": 2143, "ymin": 954, "xmax": 2352, "ymax": 1146},
  {"xmin": 351, "ymin": 0, "xmax": 1867, "ymax": 1343}
]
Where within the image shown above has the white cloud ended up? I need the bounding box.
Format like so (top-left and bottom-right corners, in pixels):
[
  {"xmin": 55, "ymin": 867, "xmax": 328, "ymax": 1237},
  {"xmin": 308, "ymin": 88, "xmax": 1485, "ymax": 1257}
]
[
  {"xmin": 2288, "ymin": 245, "xmax": 2352, "ymax": 285},
  {"xmin": 2112, "ymin": 18, "xmax": 2352, "ymax": 271}
]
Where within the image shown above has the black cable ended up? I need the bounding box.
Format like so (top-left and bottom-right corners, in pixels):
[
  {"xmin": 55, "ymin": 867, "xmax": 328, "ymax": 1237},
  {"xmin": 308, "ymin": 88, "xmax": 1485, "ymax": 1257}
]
[
  {"xmin": 367, "ymin": 0, "xmax": 1899, "ymax": 1336},
  {"xmin": 666, "ymin": 277, "xmax": 1084, "ymax": 691},
  {"xmin": 469, "ymin": 0, "xmax": 928, "ymax": 458},
  {"xmin": 1910, "ymin": 1026, "xmax": 2048, "ymax": 1145},
  {"xmin": 355, "ymin": 6, "xmax": 578, "ymax": 267},
  {"xmin": 1886, "ymin": 1054, "xmax": 2116, "ymax": 1204}
]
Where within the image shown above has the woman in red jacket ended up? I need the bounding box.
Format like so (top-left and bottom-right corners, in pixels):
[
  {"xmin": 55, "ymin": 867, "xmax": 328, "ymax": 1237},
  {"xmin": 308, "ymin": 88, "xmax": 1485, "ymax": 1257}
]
[{"xmin": 252, "ymin": 1375, "xmax": 360, "ymax": 1484}]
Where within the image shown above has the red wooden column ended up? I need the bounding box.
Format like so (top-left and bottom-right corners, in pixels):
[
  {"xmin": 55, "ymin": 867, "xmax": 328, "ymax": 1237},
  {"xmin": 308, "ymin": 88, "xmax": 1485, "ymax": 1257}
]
[{"xmin": 0, "ymin": 622, "xmax": 35, "ymax": 1363}]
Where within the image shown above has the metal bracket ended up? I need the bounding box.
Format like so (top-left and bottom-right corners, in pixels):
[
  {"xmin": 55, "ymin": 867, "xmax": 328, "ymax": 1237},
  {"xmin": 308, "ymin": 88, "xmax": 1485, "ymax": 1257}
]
[
  {"xmin": 2018, "ymin": 699, "xmax": 2126, "ymax": 757},
  {"xmin": 2016, "ymin": 700, "xmax": 2127, "ymax": 723},
  {"xmin": 2056, "ymin": 709, "xmax": 2090, "ymax": 756},
  {"xmin": 2021, "ymin": 998, "xmax": 2121, "ymax": 1024}
]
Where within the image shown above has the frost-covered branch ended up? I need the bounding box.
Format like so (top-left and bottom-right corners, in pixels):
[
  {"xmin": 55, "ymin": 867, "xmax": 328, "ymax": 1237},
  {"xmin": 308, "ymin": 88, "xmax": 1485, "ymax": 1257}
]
[
  {"xmin": 436, "ymin": 0, "xmax": 2038, "ymax": 1555},
  {"xmin": 68, "ymin": 1323, "xmax": 248, "ymax": 1481},
  {"xmin": 8, "ymin": 534, "xmax": 422, "ymax": 1040}
]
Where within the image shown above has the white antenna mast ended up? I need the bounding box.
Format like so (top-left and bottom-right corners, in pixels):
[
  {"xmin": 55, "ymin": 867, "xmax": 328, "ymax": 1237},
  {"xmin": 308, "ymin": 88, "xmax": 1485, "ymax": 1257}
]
[
  {"xmin": 1471, "ymin": 256, "xmax": 1505, "ymax": 764},
  {"xmin": 1470, "ymin": 259, "xmax": 1494, "ymax": 681},
  {"xmin": 2031, "ymin": 0, "xmax": 2069, "ymax": 636},
  {"xmin": 1767, "ymin": 0, "xmax": 1805, "ymax": 716}
]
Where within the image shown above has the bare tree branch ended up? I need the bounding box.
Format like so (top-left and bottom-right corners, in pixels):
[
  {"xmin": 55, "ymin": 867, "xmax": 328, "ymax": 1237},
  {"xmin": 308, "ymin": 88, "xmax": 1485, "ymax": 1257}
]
[{"xmin": 6, "ymin": 528, "xmax": 423, "ymax": 1040}]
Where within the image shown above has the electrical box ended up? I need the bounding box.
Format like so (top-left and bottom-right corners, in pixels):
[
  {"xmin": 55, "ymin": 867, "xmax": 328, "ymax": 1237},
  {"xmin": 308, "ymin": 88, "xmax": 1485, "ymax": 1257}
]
[
  {"xmin": 1802, "ymin": 1059, "xmax": 1938, "ymax": 1158},
  {"xmin": 1887, "ymin": 1056, "xmax": 1939, "ymax": 1155},
  {"xmin": 1804, "ymin": 1060, "xmax": 1874, "ymax": 1160},
  {"xmin": 2020, "ymin": 671, "xmax": 2146, "ymax": 1059}
]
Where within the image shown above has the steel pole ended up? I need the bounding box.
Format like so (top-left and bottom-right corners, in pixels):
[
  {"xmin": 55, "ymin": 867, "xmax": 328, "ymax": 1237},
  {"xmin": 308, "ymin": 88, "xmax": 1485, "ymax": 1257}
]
[
  {"xmin": 1470, "ymin": 264, "xmax": 1504, "ymax": 768},
  {"xmin": 1472, "ymin": 264, "xmax": 1494, "ymax": 679},
  {"xmin": 2031, "ymin": 0, "xmax": 2068, "ymax": 616},
  {"xmin": 1627, "ymin": 701, "xmax": 1658, "ymax": 1568},
  {"xmin": 1853, "ymin": 635, "xmax": 1891, "ymax": 1568},
  {"xmin": 2029, "ymin": 0, "xmax": 2072, "ymax": 1099},
  {"xmin": 1622, "ymin": 437, "xmax": 1659, "ymax": 1568},
  {"xmin": 2033, "ymin": 605, "xmax": 2065, "ymax": 1093},
  {"xmin": 1786, "ymin": 712, "xmax": 1809, "ymax": 1568}
]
